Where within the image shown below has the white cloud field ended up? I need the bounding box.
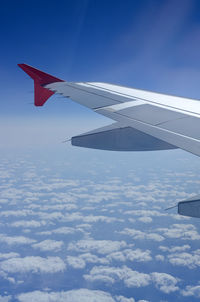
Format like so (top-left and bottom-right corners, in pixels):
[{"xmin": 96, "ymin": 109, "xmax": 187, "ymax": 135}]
[{"xmin": 0, "ymin": 146, "xmax": 200, "ymax": 301}]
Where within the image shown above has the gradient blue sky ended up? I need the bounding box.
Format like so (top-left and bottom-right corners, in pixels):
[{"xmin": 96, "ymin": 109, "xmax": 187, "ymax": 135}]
[
  {"xmin": 2, "ymin": 2, "xmax": 200, "ymax": 301},
  {"xmin": 1, "ymin": 0, "xmax": 200, "ymax": 147}
]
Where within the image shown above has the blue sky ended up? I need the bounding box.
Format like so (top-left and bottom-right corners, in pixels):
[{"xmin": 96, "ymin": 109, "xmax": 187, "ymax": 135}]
[
  {"xmin": 2, "ymin": 0, "xmax": 200, "ymax": 149},
  {"xmin": 1, "ymin": 0, "xmax": 200, "ymax": 117}
]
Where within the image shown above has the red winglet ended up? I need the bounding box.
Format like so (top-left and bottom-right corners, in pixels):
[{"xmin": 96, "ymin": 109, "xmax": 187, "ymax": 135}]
[{"xmin": 18, "ymin": 63, "xmax": 64, "ymax": 106}]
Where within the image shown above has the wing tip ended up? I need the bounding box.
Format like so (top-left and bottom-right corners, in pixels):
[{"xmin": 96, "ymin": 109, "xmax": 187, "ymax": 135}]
[{"xmin": 18, "ymin": 63, "xmax": 64, "ymax": 106}]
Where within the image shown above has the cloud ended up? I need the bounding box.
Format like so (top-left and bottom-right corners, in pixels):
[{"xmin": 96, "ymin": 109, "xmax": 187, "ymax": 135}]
[
  {"xmin": 124, "ymin": 271, "xmax": 151, "ymax": 288},
  {"xmin": 10, "ymin": 220, "xmax": 45, "ymax": 228},
  {"xmin": 47, "ymin": 226, "xmax": 81, "ymax": 235},
  {"xmin": 66, "ymin": 256, "xmax": 86, "ymax": 269},
  {"xmin": 108, "ymin": 249, "xmax": 152, "ymax": 263},
  {"xmin": 181, "ymin": 285, "xmax": 200, "ymax": 297},
  {"xmin": 157, "ymin": 224, "xmax": 200, "ymax": 240},
  {"xmin": 80, "ymin": 253, "xmax": 109, "ymax": 265},
  {"xmin": 115, "ymin": 296, "xmax": 135, "ymax": 302},
  {"xmin": 151, "ymin": 272, "xmax": 179, "ymax": 293},
  {"xmin": 159, "ymin": 244, "xmax": 190, "ymax": 253},
  {"xmin": 66, "ymin": 247, "xmax": 152, "ymax": 270},
  {"xmin": 107, "ymin": 251, "xmax": 126, "ymax": 262},
  {"xmin": 118, "ymin": 228, "xmax": 164, "ymax": 242},
  {"xmin": 124, "ymin": 210, "xmax": 166, "ymax": 218},
  {"xmin": 37, "ymin": 226, "xmax": 82, "ymax": 236},
  {"xmin": 32, "ymin": 239, "xmax": 64, "ymax": 252},
  {"xmin": 0, "ymin": 252, "xmax": 20, "ymax": 260},
  {"xmin": 17, "ymin": 289, "xmax": 117, "ymax": 302},
  {"xmin": 68, "ymin": 239, "xmax": 127, "ymax": 255},
  {"xmin": 155, "ymin": 255, "xmax": 164, "ymax": 262},
  {"xmin": 124, "ymin": 249, "xmax": 152, "ymax": 262},
  {"xmin": 36, "ymin": 211, "xmax": 64, "ymax": 221},
  {"xmin": 0, "ymin": 234, "xmax": 36, "ymax": 245},
  {"xmin": 0, "ymin": 210, "xmax": 33, "ymax": 217},
  {"xmin": 0, "ymin": 256, "xmax": 66, "ymax": 274},
  {"xmin": 84, "ymin": 265, "xmax": 179, "ymax": 293},
  {"xmin": 0, "ymin": 296, "xmax": 11, "ymax": 302},
  {"xmin": 1, "ymin": 144, "xmax": 199, "ymax": 300},
  {"xmin": 84, "ymin": 266, "xmax": 151, "ymax": 288},
  {"xmin": 138, "ymin": 217, "xmax": 152, "ymax": 223},
  {"xmin": 167, "ymin": 250, "xmax": 200, "ymax": 269}
]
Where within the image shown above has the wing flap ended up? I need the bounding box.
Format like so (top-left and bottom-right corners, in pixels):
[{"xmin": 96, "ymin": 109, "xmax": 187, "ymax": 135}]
[
  {"xmin": 178, "ymin": 195, "xmax": 200, "ymax": 218},
  {"xmin": 96, "ymin": 108, "xmax": 200, "ymax": 157},
  {"xmin": 71, "ymin": 123, "xmax": 177, "ymax": 151}
]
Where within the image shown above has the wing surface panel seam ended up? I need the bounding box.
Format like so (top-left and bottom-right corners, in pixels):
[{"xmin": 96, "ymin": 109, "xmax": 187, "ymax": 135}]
[
  {"xmin": 115, "ymin": 112, "xmax": 200, "ymax": 143},
  {"xmin": 47, "ymin": 83, "xmax": 128, "ymax": 106},
  {"xmin": 48, "ymin": 82, "xmax": 200, "ymax": 117},
  {"xmin": 85, "ymin": 82, "xmax": 200, "ymax": 104},
  {"xmin": 84, "ymin": 83, "xmax": 200, "ymax": 117}
]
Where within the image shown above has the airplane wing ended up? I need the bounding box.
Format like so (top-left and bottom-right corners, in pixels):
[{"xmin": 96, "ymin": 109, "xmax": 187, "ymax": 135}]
[{"xmin": 18, "ymin": 63, "xmax": 200, "ymax": 156}]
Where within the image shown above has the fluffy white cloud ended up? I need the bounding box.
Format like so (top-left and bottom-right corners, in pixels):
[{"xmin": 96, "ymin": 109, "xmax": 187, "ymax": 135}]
[
  {"xmin": 10, "ymin": 220, "xmax": 45, "ymax": 228},
  {"xmin": 66, "ymin": 256, "xmax": 86, "ymax": 269},
  {"xmin": 168, "ymin": 250, "xmax": 200, "ymax": 269},
  {"xmin": 151, "ymin": 272, "xmax": 179, "ymax": 293},
  {"xmin": 80, "ymin": 253, "xmax": 109, "ymax": 265},
  {"xmin": 17, "ymin": 289, "xmax": 117, "ymax": 302},
  {"xmin": 159, "ymin": 244, "xmax": 190, "ymax": 253},
  {"xmin": 157, "ymin": 224, "xmax": 200, "ymax": 240},
  {"xmin": 36, "ymin": 211, "xmax": 64, "ymax": 221},
  {"xmin": 68, "ymin": 240, "xmax": 127, "ymax": 254},
  {"xmin": 0, "ymin": 295, "xmax": 11, "ymax": 302},
  {"xmin": 155, "ymin": 255, "xmax": 164, "ymax": 261},
  {"xmin": 181, "ymin": 285, "xmax": 200, "ymax": 297},
  {"xmin": 124, "ymin": 249, "xmax": 152, "ymax": 262},
  {"xmin": 0, "ymin": 256, "xmax": 66, "ymax": 274},
  {"xmin": 0, "ymin": 210, "xmax": 32, "ymax": 217},
  {"xmin": 82, "ymin": 215, "xmax": 120, "ymax": 223},
  {"xmin": 0, "ymin": 252, "xmax": 20, "ymax": 259},
  {"xmin": 84, "ymin": 266, "xmax": 151, "ymax": 288},
  {"xmin": 38, "ymin": 226, "xmax": 83, "ymax": 236},
  {"xmin": 138, "ymin": 217, "xmax": 152, "ymax": 223},
  {"xmin": 32, "ymin": 240, "xmax": 64, "ymax": 251},
  {"xmin": 124, "ymin": 210, "xmax": 166, "ymax": 217},
  {"xmin": 0, "ymin": 234, "xmax": 36, "ymax": 245},
  {"xmin": 107, "ymin": 249, "xmax": 152, "ymax": 263},
  {"xmin": 84, "ymin": 265, "xmax": 179, "ymax": 293},
  {"xmin": 107, "ymin": 252, "xmax": 126, "ymax": 262},
  {"xmin": 115, "ymin": 296, "xmax": 135, "ymax": 302},
  {"xmin": 124, "ymin": 271, "xmax": 151, "ymax": 288},
  {"xmin": 118, "ymin": 228, "xmax": 164, "ymax": 242}
]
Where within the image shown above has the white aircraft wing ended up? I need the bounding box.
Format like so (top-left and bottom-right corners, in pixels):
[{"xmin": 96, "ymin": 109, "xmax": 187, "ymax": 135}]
[{"xmin": 18, "ymin": 63, "xmax": 200, "ymax": 156}]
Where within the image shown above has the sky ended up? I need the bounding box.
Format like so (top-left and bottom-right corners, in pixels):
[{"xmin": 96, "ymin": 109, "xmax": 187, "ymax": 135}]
[
  {"xmin": 2, "ymin": 1, "xmax": 200, "ymax": 301},
  {"xmin": 2, "ymin": 0, "xmax": 200, "ymax": 149}
]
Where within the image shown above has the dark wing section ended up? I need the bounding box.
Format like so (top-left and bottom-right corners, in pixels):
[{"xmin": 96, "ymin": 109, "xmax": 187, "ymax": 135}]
[
  {"xmin": 72, "ymin": 123, "xmax": 177, "ymax": 151},
  {"xmin": 178, "ymin": 195, "xmax": 200, "ymax": 218}
]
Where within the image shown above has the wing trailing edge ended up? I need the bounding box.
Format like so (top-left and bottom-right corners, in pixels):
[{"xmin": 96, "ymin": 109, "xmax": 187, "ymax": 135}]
[{"xmin": 18, "ymin": 64, "xmax": 63, "ymax": 106}]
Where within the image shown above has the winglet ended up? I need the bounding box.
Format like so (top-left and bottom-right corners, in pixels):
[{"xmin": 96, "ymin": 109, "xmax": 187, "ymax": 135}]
[{"xmin": 18, "ymin": 63, "xmax": 64, "ymax": 106}]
